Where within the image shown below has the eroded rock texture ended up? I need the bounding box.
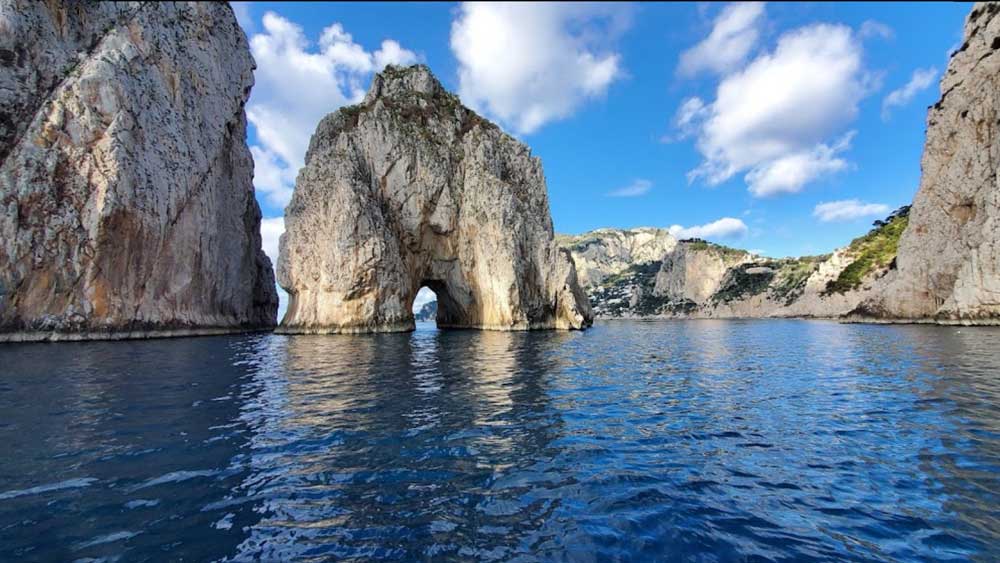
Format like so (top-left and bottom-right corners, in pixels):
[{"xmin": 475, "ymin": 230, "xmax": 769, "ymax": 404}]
[
  {"xmin": 860, "ymin": 3, "xmax": 1000, "ymax": 323},
  {"xmin": 653, "ymin": 241, "xmax": 751, "ymax": 306},
  {"xmin": 0, "ymin": 1, "xmax": 277, "ymax": 340},
  {"xmin": 555, "ymin": 228, "xmax": 676, "ymax": 287},
  {"xmin": 278, "ymin": 65, "xmax": 592, "ymax": 333}
]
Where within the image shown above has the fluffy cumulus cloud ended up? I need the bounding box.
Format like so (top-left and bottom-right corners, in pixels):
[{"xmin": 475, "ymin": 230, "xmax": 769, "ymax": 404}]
[
  {"xmin": 607, "ymin": 178, "xmax": 652, "ymax": 197},
  {"xmin": 669, "ymin": 217, "xmax": 748, "ymax": 240},
  {"xmin": 676, "ymin": 5, "xmax": 873, "ymax": 198},
  {"xmin": 259, "ymin": 216, "xmax": 285, "ymax": 268},
  {"xmin": 678, "ymin": 2, "xmax": 764, "ymax": 77},
  {"xmin": 881, "ymin": 67, "xmax": 938, "ymax": 120},
  {"xmin": 745, "ymin": 132, "xmax": 855, "ymax": 197},
  {"xmin": 813, "ymin": 199, "xmax": 890, "ymax": 223},
  {"xmin": 246, "ymin": 11, "xmax": 417, "ymax": 208},
  {"xmin": 450, "ymin": 2, "xmax": 630, "ymax": 134}
]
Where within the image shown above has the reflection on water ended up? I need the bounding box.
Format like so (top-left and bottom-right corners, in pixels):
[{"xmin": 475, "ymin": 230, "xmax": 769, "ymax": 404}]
[{"xmin": 0, "ymin": 320, "xmax": 998, "ymax": 561}]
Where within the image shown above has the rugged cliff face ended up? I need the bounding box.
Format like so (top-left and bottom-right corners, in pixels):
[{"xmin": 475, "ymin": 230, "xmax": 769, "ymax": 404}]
[
  {"xmin": 555, "ymin": 228, "xmax": 676, "ymax": 287},
  {"xmin": 562, "ymin": 209, "xmax": 908, "ymax": 319},
  {"xmin": 858, "ymin": 2, "xmax": 1000, "ymax": 323},
  {"xmin": 653, "ymin": 240, "xmax": 751, "ymax": 306},
  {"xmin": 0, "ymin": 1, "xmax": 277, "ymax": 340},
  {"xmin": 277, "ymin": 65, "xmax": 592, "ymax": 333}
]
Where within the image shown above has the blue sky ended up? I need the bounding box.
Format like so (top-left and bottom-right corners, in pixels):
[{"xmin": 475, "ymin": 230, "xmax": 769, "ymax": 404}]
[{"xmin": 234, "ymin": 2, "xmax": 970, "ymax": 268}]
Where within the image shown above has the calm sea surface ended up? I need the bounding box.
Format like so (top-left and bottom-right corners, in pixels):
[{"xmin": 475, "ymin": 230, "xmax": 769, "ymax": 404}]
[{"xmin": 0, "ymin": 320, "xmax": 998, "ymax": 562}]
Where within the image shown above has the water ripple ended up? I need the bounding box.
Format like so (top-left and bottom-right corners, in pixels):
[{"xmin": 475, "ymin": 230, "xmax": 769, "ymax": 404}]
[{"xmin": 0, "ymin": 321, "xmax": 998, "ymax": 561}]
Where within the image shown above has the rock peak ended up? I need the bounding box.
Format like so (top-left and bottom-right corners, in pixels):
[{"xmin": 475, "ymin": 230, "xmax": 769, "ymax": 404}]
[
  {"xmin": 279, "ymin": 64, "xmax": 592, "ymax": 333},
  {"xmin": 363, "ymin": 64, "xmax": 445, "ymax": 104}
]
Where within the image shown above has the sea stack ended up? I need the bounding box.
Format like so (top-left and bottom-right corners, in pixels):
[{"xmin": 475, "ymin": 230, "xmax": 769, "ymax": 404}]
[
  {"xmin": 0, "ymin": 1, "xmax": 278, "ymax": 340},
  {"xmin": 277, "ymin": 65, "xmax": 592, "ymax": 333},
  {"xmin": 856, "ymin": 2, "xmax": 1000, "ymax": 324}
]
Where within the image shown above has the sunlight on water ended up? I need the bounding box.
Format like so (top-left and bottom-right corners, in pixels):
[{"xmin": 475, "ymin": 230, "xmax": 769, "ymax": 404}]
[{"xmin": 0, "ymin": 320, "xmax": 998, "ymax": 561}]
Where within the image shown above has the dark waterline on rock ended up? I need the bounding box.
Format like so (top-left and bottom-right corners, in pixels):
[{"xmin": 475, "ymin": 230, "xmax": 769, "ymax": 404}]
[{"xmin": 0, "ymin": 320, "xmax": 998, "ymax": 561}]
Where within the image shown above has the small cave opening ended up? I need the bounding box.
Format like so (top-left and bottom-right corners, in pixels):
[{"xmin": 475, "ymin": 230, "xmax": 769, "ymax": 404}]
[
  {"xmin": 411, "ymin": 280, "xmax": 461, "ymax": 329},
  {"xmin": 412, "ymin": 286, "xmax": 439, "ymax": 327}
]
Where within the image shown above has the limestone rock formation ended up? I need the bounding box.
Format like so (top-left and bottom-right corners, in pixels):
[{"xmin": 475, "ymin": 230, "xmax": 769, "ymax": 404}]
[
  {"xmin": 277, "ymin": 65, "xmax": 592, "ymax": 333},
  {"xmin": 859, "ymin": 2, "xmax": 1000, "ymax": 323},
  {"xmin": 0, "ymin": 1, "xmax": 277, "ymax": 340},
  {"xmin": 653, "ymin": 240, "xmax": 752, "ymax": 305},
  {"xmin": 555, "ymin": 228, "xmax": 676, "ymax": 287}
]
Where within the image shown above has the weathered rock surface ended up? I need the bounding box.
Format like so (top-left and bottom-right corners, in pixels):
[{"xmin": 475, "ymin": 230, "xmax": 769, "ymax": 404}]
[
  {"xmin": 0, "ymin": 1, "xmax": 277, "ymax": 340},
  {"xmin": 555, "ymin": 228, "xmax": 676, "ymax": 287},
  {"xmin": 653, "ymin": 240, "xmax": 751, "ymax": 305},
  {"xmin": 277, "ymin": 65, "xmax": 592, "ymax": 333},
  {"xmin": 858, "ymin": 2, "xmax": 1000, "ymax": 324}
]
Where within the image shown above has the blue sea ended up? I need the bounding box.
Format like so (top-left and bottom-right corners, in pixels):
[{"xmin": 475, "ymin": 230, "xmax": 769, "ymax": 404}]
[{"xmin": 0, "ymin": 320, "xmax": 997, "ymax": 561}]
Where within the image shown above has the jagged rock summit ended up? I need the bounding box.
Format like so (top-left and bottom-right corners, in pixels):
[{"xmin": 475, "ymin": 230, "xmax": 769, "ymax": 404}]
[
  {"xmin": 277, "ymin": 65, "xmax": 593, "ymax": 333},
  {"xmin": 0, "ymin": 1, "xmax": 278, "ymax": 340},
  {"xmin": 858, "ymin": 2, "xmax": 1000, "ymax": 324}
]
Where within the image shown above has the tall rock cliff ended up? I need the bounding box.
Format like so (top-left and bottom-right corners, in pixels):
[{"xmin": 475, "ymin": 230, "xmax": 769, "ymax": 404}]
[
  {"xmin": 277, "ymin": 65, "xmax": 592, "ymax": 333},
  {"xmin": 859, "ymin": 3, "xmax": 1000, "ymax": 323},
  {"xmin": 653, "ymin": 240, "xmax": 751, "ymax": 306},
  {"xmin": 0, "ymin": 1, "xmax": 277, "ymax": 340}
]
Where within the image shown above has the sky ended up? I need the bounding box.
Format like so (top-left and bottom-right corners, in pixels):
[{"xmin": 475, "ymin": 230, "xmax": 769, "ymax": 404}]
[{"xmin": 231, "ymin": 1, "xmax": 971, "ymax": 312}]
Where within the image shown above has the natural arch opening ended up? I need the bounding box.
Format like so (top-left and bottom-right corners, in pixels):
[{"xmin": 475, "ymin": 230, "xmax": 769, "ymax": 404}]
[
  {"xmin": 411, "ymin": 280, "xmax": 465, "ymax": 329},
  {"xmin": 412, "ymin": 286, "xmax": 438, "ymax": 326}
]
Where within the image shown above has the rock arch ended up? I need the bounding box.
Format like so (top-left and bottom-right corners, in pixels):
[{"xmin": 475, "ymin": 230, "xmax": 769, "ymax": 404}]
[{"xmin": 277, "ymin": 65, "xmax": 592, "ymax": 333}]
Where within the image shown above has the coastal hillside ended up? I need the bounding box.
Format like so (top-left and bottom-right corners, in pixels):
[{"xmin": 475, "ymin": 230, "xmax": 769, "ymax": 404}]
[
  {"xmin": 414, "ymin": 301, "xmax": 438, "ymax": 322},
  {"xmin": 561, "ymin": 207, "xmax": 910, "ymax": 319}
]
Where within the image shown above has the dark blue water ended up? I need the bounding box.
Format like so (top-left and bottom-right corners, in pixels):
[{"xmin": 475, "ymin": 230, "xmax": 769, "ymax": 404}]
[{"xmin": 1, "ymin": 321, "xmax": 998, "ymax": 562}]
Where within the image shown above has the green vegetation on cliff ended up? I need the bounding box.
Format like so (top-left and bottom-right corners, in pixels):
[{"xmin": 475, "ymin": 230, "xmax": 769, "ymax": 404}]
[
  {"xmin": 709, "ymin": 254, "xmax": 828, "ymax": 306},
  {"xmin": 824, "ymin": 206, "xmax": 910, "ymax": 295},
  {"xmin": 679, "ymin": 238, "xmax": 749, "ymax": 261},
  {"xmin": 771, "ymin": 255, "xmax": 828, "ymax": 305}
]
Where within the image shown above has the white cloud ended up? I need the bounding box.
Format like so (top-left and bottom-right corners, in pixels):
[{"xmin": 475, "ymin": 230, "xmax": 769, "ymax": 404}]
[
  {"xmin": 259, "ymin": 216, "xmax": 285, "ymax": 268},
  {"xmin": 859, "ymin": 20, "xmax": 893, "ymax": 40},
  {"xmin": 813, "ymin": 199, "xmax": 890, "ymax": 223},
  {"xmin": 678, "ymin": 2, "xmax": 765, "ymax": 77},
  {"xmin": 607, "ymin": 178, "xmax": 652, "ymax": 197},
  {"xmin": 246, "ymin": 12, "xmax": 417, "ymax": 209},
  {"xmin": 250, "ymin": 146, "xmax": 296, "ymax": 207},
  {"xmin": 672, "ymin": 97, "xmax": 709, "ymax": 139},
  {"xmin": 881, "ymin": 67, "xmax": 938, "ymax": 120},
  {"xmin": 746, "ymin": 132, "xmax": 854, "ymax": 196},
  {"xmin": 669, "ymin": 217, "xmax": 748, "ymax": 240},
  {"xmin": 450, "ymin": 2, "xmax": 630, "ymax": 134},
  {"xmin": 680, "ymin": 23, "xmax": 869, "ymax": 197},
  {"xmin": 259, "ymin": 216, "xmax": 288, "ymax": 321}
]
